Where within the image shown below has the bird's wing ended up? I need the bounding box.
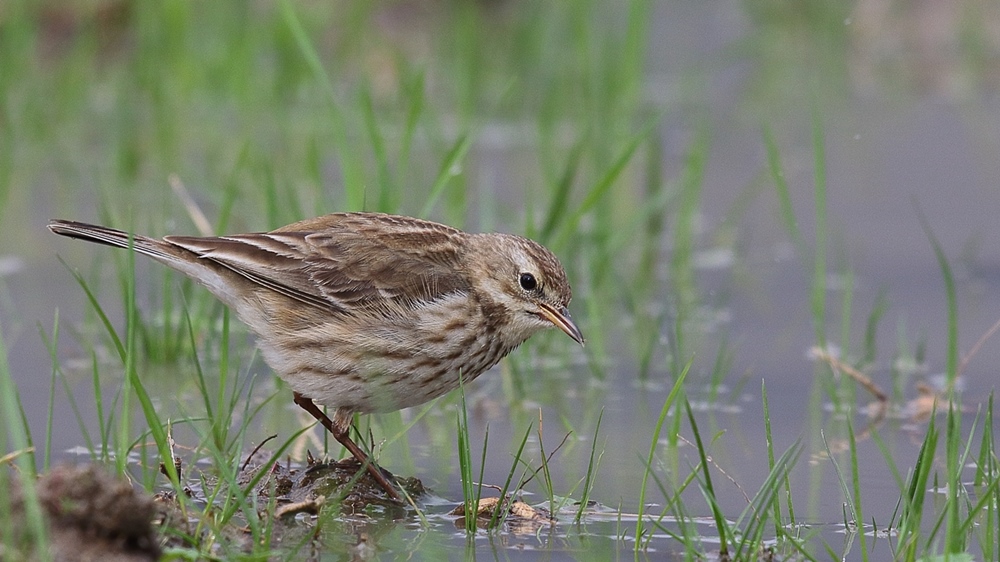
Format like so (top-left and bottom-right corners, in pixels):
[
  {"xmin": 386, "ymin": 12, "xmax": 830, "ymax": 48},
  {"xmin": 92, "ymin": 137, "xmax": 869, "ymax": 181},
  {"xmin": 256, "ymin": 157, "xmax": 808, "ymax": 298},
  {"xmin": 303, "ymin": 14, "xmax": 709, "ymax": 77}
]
[{"xmin": 164, "ymin": 213, "xmax": 470, "ymax": 315}]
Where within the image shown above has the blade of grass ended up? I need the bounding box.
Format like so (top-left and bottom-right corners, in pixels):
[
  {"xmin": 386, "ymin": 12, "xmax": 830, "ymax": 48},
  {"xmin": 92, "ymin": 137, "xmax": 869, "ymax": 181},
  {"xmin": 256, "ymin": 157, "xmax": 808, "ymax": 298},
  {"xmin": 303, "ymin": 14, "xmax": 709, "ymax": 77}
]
[
  {"xmin": 846, "ymin": 421, "xmax": 869, "ymax": 560},
  {"xmin": 124, "ymin": 240, "xmax": 181, "ymax": 487},
  {"xmin": 574, "ymin": 407, "xmax": 605, "ymax": 523},
  {"xmin": 538, "ymin": 137, "xmax": 585, "ymax": 243},
  {"xmin": 763, "ymin": 125, "xmax": 804, "ymax": 256},
  {"xmin": 419, "ymin": 133, "xmax": 473, "ymax": 219},
  {"xmin": 734, "ymin": 440, "xmax": 803, "ymax": 560},
  {"xmin": 42, "ymin": 314, "xmax": 59, "ymax": 470},
  {"xmin": 635, "ymin": 358, "xmax": 690, "ymax": 551},
  {"xmin": 92, "ymin": 351, "xmax": 113, "ymax": 462},
  {"xmin": 944, "ymin": 403, "xmax": 965, "ymax": 553},
  {"xmin": 897, "ymin": 407, "xmax": 938, "ymax": 558},
  {"xmin": 809, "ymin": 103, "xmax": 828, "ymax": 348},
  {"xmin": 361, "ymin": 86, "xmax": 395, "ymax": 213},
  {"xmin": 116, "ymin": 235, "xmax": 137, "ymax": 477},
  {"xmin": 763, "ymin": 380, "xmax": 797, "ymax": 536},
  {"xmin": 456, "ymin": 377, "xmax": 482, "ymax": 533},
  {"xmin": 0, "ymin": 321, "xmax": 49, "ymax": 554},
  {"xmin": 535, "ymin": 410, "xmax": 556, "ymax": 511},
  {"xmin": 59, "ymin": 257, "xmax": 126, "ymax": 362},
  {"xmin": 279, "ymin": 0, "xmax": 365, "ymax": 210},
  {"xmin": 217, "ymin": 424, "xmax": 314, "ymax": 528},
  {"xmin": 685, "ymin": 398, "xmax": 729, "ymax": 559},
  {"xmin": 397, "ymin": 69, "xmax": 426, "ymax": 193},
  {"xmin": 41, "ymin": 320, "xmax": 97, "ymax": 459},
  {"xmin": 862, "ymin": 288, "xmax": 889, "ymax": 367},
  {"xmin": 554, "ymin": 114, "xmax": 662, "ymax": 250},
  {"xmin": 914, "ymin": 201, "xmax": 959, "ymax": 389},
  {"xmin": 488, "ymin": 422, "xmax": 533, "ymax": 529}
]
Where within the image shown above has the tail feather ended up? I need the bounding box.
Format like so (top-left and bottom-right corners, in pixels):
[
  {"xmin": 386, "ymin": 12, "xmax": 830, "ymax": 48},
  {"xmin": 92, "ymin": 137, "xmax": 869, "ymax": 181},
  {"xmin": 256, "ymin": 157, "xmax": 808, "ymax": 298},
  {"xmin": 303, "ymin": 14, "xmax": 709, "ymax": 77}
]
[
  {"xmin": 47, "ymin": 220, "xmax": 175, "ymax": 262},
  {"xmin": 47, "ymin": 219, "xmax": 245, "ymax": 309}
]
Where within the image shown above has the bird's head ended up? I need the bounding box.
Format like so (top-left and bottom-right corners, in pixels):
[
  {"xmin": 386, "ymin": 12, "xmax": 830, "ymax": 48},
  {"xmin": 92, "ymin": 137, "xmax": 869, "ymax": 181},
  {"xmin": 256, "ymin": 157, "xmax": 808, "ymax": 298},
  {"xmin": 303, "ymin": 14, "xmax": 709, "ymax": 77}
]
[{"xmin": 468, "ymin": 233, "xmax": 584, "ymax": 346}]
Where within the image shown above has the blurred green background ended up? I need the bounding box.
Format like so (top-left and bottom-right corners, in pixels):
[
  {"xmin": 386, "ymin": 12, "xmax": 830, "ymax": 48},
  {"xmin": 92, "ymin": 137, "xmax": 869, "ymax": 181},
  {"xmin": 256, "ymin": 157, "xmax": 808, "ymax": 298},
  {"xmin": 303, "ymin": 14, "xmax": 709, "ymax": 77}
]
[{"xmin": 3, "ymin": 0, "xmax": 1000, "ymax": 559}]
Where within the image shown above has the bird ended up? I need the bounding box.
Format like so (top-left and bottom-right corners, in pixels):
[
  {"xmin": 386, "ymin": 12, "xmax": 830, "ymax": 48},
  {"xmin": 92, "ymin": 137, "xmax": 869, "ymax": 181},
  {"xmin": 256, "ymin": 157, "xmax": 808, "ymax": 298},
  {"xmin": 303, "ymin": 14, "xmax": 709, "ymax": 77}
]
[{"xmin": 48, "ymin": 212, "xmax": 583, "ymax": 501}]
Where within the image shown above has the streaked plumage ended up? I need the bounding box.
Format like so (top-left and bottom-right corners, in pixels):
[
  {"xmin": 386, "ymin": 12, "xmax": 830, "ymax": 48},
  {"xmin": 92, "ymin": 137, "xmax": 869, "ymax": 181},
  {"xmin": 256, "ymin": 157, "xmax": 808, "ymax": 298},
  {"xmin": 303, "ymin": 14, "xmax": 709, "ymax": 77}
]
[{"xmin": 48, "ymin": 212, "xmax": 582, "ymax": 500}]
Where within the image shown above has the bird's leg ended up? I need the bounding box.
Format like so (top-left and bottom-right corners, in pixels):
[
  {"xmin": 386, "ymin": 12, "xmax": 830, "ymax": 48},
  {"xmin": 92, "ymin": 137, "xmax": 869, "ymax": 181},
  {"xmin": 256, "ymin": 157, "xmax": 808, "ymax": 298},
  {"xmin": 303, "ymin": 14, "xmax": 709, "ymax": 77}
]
[{"xmin": 292, "ymin": 392, "xmax": 401, "ymax": 502}]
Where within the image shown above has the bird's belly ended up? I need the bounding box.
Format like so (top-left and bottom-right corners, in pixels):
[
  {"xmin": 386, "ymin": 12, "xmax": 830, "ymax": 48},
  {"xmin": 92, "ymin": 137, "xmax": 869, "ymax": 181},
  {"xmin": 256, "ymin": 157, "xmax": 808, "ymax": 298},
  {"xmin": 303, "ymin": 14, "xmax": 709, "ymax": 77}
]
[{"xmin": 256, "ymin": 295, "xmax": 514, "ymax": 414}]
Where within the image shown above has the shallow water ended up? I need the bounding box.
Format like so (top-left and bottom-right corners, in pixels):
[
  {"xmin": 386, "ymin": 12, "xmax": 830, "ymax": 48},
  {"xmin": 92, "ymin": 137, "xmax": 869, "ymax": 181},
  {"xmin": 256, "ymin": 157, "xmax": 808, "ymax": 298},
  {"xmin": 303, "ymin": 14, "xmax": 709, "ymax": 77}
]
[{"xmin": 5, "ymin": 2, "xmax": 1000, "ymax": 559}]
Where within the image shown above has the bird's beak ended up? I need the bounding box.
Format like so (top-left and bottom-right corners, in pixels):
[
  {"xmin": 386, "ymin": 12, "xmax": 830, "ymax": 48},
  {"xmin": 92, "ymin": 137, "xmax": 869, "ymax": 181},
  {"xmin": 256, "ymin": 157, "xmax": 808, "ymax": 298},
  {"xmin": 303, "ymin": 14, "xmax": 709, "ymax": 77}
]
[{"xmin": 538, "ymin": 302, "xmax": 585, "ymax": 345}]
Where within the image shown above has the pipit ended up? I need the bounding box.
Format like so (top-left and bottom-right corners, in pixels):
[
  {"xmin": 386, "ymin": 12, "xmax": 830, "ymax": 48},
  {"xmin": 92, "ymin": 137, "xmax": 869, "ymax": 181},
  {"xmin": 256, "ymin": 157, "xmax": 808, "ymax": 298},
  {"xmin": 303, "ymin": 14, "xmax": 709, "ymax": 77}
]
[{"xmin": 48, "ymin": 212, "xmax": 583, "ymax": 500}]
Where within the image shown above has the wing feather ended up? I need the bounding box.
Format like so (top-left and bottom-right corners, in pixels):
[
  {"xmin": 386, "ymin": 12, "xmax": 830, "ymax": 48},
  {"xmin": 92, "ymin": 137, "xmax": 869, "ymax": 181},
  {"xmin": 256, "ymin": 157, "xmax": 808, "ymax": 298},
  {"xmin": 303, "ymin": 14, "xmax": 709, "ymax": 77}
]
[{"xmin": 164, "ymin": 213, "xmax": 471, "ymax": 315}]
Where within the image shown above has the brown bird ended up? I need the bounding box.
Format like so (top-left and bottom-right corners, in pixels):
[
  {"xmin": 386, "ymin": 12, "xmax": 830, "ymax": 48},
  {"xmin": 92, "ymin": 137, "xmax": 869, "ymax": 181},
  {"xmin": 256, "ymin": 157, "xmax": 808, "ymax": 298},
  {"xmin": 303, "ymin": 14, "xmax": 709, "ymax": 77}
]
[{"xmin": 48, "ymin": 212, "xmax": 583, "ymax": 501}]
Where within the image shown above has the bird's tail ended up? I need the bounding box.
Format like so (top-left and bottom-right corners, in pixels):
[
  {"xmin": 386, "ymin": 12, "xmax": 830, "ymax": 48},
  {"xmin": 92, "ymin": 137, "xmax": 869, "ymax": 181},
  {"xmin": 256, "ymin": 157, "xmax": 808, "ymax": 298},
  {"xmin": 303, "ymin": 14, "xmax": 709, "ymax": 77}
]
[
  {"xmin": 47, "ymin": 220, "xmax": 182, "ymax": 261},
  {"xmin": 48, "ymin": 219, "xmax": 251, "ymax": 312}
]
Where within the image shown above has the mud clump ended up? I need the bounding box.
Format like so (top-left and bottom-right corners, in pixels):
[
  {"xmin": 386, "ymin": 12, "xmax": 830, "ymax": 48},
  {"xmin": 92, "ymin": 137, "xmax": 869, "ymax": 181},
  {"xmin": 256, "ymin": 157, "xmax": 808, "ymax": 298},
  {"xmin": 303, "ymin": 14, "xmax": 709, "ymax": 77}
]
[
  {"xmin": 5, "ymin": 464, "xmax": 160, "ymax": 561},
  {"xmin": 247, "ymin": 455, "xmax": 426, "ymax": 513}
]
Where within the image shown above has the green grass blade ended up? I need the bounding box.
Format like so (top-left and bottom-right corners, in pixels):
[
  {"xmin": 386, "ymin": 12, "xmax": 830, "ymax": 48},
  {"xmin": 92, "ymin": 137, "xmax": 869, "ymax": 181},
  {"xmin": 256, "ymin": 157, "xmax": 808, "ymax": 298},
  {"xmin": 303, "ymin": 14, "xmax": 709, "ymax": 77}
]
[
  {"xmin": 574, "ymin": 407, "xmax": 605, "ymax": 523},
  {"xmin": 914, "ymin": 202, "xmax": 959, "ymax": 388},
  {"xmin": 539, "ymin": 137, "xmax": 585, "ymax": 243},
  {"xmin": 763, "ymin": 125, "xmax": 804, "ymax": 255},
  {"xmin": 279, "ymin": 0, "xmax": 365, "ymax": 210},
  {"xmin": 685, "ymin": 399, "xmax": 729, "ymax": 558},
  {"xmin": 58, "ymin": 257, "xmax": 126, "ymax": 362},
  {"xmin": 419, "ymin": 133, "xmax": 473, "ymax": 219},
  {"xmin": 489, "ymin": 422, "xmax": 533, "ymax": 529},
  {"xmin": 0, "ymin": 319, "xmax": 50, "ymax": 555},
  {"xmin": 554, "ymin": 114, "xmax": 662, "ymax": 250},
  {"xmin": 809, "ymin": 103, "xmax": 828, "ymax": 347},
  {"xmin": 635, "ymin": 358, "xmax": 690, "ymax": 552}
]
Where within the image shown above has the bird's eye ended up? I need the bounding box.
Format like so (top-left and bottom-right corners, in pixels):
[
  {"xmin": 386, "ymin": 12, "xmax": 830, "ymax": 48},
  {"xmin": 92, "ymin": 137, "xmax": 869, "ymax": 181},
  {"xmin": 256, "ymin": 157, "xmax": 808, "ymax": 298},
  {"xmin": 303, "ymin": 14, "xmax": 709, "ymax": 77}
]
[{"xmin": 519, "ymin": 272, "xmax": 537, "ymax": 291}]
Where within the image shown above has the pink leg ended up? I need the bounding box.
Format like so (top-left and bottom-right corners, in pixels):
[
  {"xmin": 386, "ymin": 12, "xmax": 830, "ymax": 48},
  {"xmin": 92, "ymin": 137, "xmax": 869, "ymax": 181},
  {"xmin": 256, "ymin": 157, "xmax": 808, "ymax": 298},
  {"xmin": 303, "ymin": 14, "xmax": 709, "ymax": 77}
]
[{"xmin": 293, "ymin": 392, "xmax": 401, "ymax": 502}]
